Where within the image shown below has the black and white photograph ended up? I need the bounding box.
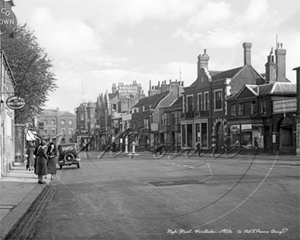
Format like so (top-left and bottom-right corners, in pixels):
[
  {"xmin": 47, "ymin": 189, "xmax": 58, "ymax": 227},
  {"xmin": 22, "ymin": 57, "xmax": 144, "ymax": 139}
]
[{"xmin": 0, "ymin": 0, "xmax": 299, "ymax": 239}]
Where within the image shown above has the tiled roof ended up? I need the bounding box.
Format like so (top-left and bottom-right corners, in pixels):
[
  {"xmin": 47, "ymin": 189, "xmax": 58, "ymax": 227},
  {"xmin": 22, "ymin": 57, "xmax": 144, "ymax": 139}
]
[
  {"xmin": 171, "ymin": 96, "xmax": 183, "ymax": 106},
  {"xmin": 109, "ymin": 92, "xmax": 118, "ymax": 99},
  {"xmin": 133, "ymin": 91, "xmax": 168, "ymax": 108},
  {"xmin": 212, "ymin": 67, "xmax": 243, "ymax": 81},
  {"xmin": 57, "ymin": 111, "xmax": 75, "ymax": 117},
  {"xmin": 258, "ymin": 82, "xmax": 296, "ymax": 96}
]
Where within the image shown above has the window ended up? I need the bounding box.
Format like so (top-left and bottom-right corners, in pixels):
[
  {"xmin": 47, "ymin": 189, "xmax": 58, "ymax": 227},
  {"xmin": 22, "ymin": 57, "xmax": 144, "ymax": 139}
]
[
  {"xmin": 187, "ymin": 95, "xmax": 193, "ymax": 112},
  {"xmin": 69, "ymin": 120, "xmax": 73, "ymax": 125},
  {"xmin": 144, "ymin": 119, "xmax": 149, "ymax": 129},
  {"xmin": 231, "ymin": 103, "xmax": 236, "ymax": 116},
  {"xmin": 261, "ymin": 100, "xmax": 266, "ymax": 114},
  {"xmin": 44, "ymin": 129, "xmax": 48, "ymax": 135},
  {"xmin": 51, "ymin": 128, "xmax": 56, "ymax": 135},
  {"xmin": 112, "ymin": 104, "xmax": 117, "ymax": 111},
  {"xmin": 238, "ymin": 103, "xmax": 244, "ymax": 116},
  {"xmin": 61, "ymin": 128, "xmax": 65, "ymax": 134},
  {"xmin": 80, "ymin": 114, "xmax": 84, "ymax": 121},
  {"xmin": 166, "ymin": 113, "xmax": 170, "ymax": 125},
  {"xmin": 204, "ymin": 92, "xmax": 209, "ymax": 111},
  {"xmin": 51, "ymin": 119, "xmax": 55, "ymax": 125},
  {"xmin": 44, "ymin": 120, "xmax": 47, "ymax": 126},
  {"xmin": 198, "ymin": 93, "xmax": 202, "ymax": 111},
  {"xmin": 251, "ymin": 101, "xmax": 256, "ymax": 115},
  {"xmin": 214, "ymin": 90, "xmax": 222, "ymax": 110},
  {"xmin": 61, "ymin": 120, "xmax": 65, "ymax": 125},
  {"xmin": 69, "ymin": 128, "xmax": 73, "ymax": 135}
]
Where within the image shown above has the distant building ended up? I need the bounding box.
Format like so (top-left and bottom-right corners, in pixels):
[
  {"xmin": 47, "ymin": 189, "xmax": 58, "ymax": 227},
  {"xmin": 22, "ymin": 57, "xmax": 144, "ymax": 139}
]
[{"xmin": 38, "ymin": 109, "xmax": 76, "ymax": 144}]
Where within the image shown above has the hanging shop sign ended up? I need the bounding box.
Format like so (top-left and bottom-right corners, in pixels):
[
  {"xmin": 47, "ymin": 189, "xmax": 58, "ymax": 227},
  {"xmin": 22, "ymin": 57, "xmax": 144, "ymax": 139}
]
[
  {"xmin": 6, "ymin": 96, "xmax": 25, "ymax": 109},
  {"xmin": 0, "ymin": 0, "xmax": 17, "ymax": 39}
]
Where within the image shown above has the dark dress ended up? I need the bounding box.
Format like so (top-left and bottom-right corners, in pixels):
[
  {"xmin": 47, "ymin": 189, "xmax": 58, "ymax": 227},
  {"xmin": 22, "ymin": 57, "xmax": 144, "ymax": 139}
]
[
  {"xmin": 35, "ymin": 145, "xmax": 48, "ymax": 176},
  {"xmin": 47, "ymin": 148, "xmax": 57, "ymax": 175}
]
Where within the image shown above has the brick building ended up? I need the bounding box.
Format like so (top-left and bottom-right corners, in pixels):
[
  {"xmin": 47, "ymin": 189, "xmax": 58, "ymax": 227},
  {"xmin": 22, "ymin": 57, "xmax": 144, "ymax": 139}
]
[{"xmin": 181, "ymin": 43, "xmax": 264, "ymax": 150}]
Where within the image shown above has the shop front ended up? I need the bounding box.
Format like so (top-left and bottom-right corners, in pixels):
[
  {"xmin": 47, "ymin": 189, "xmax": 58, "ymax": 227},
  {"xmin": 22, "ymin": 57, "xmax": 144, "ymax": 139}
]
[{"xmin": 228, "ymin": 123, "xmax": 264, "ymax": 150}]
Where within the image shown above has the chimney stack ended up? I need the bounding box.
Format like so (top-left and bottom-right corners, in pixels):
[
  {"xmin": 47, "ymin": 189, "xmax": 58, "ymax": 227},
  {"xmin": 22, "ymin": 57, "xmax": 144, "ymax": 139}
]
[
  {"xmin": 197, "ymin": 49, "xmax": 210, "ymax": 76},
  {"xmin": 275, "ymin": 43, "xmax": 286, "ymax": 82},
  {"xmin": 265, "ymin": 48, "xmax": 277, "ymax": 83},
  {"xmin": 243, "ymin": 42, "xmax": 252, "ymax": 65}
]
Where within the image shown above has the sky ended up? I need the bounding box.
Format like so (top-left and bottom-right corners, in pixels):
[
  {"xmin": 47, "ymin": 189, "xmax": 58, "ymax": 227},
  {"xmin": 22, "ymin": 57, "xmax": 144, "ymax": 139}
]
[{"xmin": 13, "ymin": 0, "xmax": 300, "ymax": 113}]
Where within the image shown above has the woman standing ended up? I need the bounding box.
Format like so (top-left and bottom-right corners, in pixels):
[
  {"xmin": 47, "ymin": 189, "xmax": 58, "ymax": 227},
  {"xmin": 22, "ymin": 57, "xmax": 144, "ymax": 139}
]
[
  {"xmin": 47, "ymin": 142, "xmax": 57, "ymax": 180},
  {"xmin": 27, "ymin": 141, "xmax": 35, "ymax": 171},
  {"xmin": 35, "ymin": 140, "xmax": 48, "ymax": 184}
]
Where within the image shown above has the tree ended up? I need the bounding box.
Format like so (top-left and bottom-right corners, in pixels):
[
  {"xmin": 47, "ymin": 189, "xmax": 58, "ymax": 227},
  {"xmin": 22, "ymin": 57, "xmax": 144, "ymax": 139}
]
[{"xmin": 2, "ymin": 24, "xmax": 57, "ymax": 123}]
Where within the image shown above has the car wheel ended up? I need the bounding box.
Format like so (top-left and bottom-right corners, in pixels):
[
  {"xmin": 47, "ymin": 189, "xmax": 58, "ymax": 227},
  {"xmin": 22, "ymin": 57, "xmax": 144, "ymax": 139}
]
[
  {"xmin": 64, "ymin": 153, "xmax": 74, "ymax": 162},
  {"xmin": 77, "ymin": 163, "xmax": 80, "ymax": 168}
]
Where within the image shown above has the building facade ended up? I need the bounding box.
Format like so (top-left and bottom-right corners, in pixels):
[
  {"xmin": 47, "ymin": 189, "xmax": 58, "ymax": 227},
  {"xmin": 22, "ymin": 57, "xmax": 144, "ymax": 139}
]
[
  {"xmin": 0, "ymin": 51, "xmax": 15, "ymax": 176},
  {"xmin": 181, "ymin": 43, "xmax": 264, "ymax": 150}
]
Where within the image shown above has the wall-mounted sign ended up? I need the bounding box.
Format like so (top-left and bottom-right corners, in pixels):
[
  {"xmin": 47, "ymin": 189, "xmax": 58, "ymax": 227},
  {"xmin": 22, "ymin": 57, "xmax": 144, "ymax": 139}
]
[
  {"xmin": 6, "ymin": 96, "xmax": 25, "ymax": 109},
  {"xmin": 0, "ymin": 0, "xmax": 17, "ymax": 39},
  {"xmin": 273, "ymin": 98, "xmax": 297, "ymax": 114}
]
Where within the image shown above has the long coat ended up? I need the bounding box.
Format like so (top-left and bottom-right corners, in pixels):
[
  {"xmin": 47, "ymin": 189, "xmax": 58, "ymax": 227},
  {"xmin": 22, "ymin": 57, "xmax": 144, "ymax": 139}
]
[{"xmin": 35, "ymin": 145, "xmax": 48, "ymax": 176}]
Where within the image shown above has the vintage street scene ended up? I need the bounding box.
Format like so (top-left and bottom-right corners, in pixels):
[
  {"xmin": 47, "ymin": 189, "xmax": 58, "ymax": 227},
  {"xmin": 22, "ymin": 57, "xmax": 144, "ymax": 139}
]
[{"xmin": 0, "ymin": 0, "xmax": 299, "ymax": 240}]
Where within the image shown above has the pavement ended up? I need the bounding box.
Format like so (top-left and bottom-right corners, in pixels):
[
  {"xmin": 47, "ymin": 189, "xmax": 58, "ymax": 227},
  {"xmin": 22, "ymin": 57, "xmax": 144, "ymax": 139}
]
[
  {"xmin": 0, "ymin": 152, "xmax": 299, "ymax": 240},
  {"xmin": 0, "ymin": 162, "xmax": 52, "ymax": 240}
]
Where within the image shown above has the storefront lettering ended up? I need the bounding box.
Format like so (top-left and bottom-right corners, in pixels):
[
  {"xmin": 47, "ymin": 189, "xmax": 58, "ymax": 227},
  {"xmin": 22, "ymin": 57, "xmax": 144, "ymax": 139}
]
[
  {"xmin": 273, "ymin": 99, "xmax": 297, "ymax": 113},
  {"xmin": 1, "ymin": 8, "xmax": 11, "ymax": 16}
]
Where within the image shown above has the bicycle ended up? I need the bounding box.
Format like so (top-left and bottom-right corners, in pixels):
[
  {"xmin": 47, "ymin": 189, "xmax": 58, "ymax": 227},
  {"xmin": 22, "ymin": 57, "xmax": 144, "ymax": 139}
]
[
  {"xmin": 98, "ymin": 129, "xmax": 132, "ymax": 159},
  {"xmin": 168, "ymin": 147, "xmax": 192, "ymax": 160},
  {"xmin": 185, "ymin": 142, "xmax": 201, "ymax": 158},
  {"xmin": 211, "ymin": 141, "xmax": 241, "ymax": 159}
]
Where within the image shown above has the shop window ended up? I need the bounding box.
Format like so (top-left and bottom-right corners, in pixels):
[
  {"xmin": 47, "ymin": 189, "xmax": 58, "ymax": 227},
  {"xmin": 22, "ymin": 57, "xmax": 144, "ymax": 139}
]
[
  {"xmin": 195, "ymin": 123, "xmax": 200, "ymax": 143},
  {"xmin": 187, "ymin": 124, "xmax": 193, "ymax": 147},
  {"xmin": 181, "ymin": 125, "xmax": 186, "ymax": 147},
  {"xmin": 201, "ymin": 123, "xmax": 208, "ymax": 147}
]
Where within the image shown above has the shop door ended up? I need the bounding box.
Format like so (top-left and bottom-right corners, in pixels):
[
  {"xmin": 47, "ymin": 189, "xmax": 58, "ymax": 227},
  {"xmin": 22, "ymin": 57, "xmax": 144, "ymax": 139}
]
[{"xmin": 279, "ymin": 117, "xmax": 295, "ymax": 155}]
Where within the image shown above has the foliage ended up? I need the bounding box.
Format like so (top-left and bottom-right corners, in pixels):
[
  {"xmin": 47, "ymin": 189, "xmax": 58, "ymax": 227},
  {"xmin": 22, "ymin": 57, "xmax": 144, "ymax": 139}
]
[{"xmin": 2, "ymin": 24, "xmax": 57, "ymax": 123}]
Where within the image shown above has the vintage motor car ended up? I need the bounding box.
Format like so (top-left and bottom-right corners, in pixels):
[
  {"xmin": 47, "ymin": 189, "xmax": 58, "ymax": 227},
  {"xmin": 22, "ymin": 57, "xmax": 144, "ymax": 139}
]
[{"xmin": 58, "ymin": 143, "xmax": 81, "ymax": 169}]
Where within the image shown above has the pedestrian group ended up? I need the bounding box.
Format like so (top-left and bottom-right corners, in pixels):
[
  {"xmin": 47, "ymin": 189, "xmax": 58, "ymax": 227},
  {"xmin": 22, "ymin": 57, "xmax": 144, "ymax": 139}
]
[{"xmin": 26, "ymin": 139, "xmax": 57, "ymax": 184}]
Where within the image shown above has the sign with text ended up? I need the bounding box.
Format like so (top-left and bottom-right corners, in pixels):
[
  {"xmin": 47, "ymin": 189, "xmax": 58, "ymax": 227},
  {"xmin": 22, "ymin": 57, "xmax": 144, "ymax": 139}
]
[
  {"xmin": 273, "ymin": 98, "xmax": 297, "ymax": 114},
  {"xmin": 6, "ymin": 96, "xmax": 25, "ymax": 109},
  {"xmin": 0, "ymin": 0, "xmax": 17, "ymax": 39}
]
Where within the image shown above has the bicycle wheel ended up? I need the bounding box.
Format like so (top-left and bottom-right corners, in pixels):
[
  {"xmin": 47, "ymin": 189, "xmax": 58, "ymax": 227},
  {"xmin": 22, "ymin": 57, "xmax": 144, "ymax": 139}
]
[
  {"xmin": 211, "ymin": 147, "xmax": 225, "ymax": 159},
  {"xmin": 185, "ymin": 149, "xmax": 197, "ymax": 158},
  {"xmin": 153, "ymin": 145, "xmax": 167, "ymax": 159},
  {"xmin": 98, "ymin": 151, "xmax": 106, "ymax": 159},
  {"xmin": 226, "ymin": 145, "xmax": 241, "ymax": 158},
  {"xmin": 168, "ymin": 149, "xmax": 186, "ymax": 159},
  {"xmin": 98, "ymin": 146, "xmax": 110, "ymax": 159},
  {"xmin": 110, "ymin": 149, "xmax": 124, "ymax": 158}
]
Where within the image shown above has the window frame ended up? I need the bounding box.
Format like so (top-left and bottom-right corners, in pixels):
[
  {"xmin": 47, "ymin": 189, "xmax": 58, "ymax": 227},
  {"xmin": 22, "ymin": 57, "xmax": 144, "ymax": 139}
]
[{"xmin": 214, "ymin": 89, "xmax": 223, "ymax": 111}]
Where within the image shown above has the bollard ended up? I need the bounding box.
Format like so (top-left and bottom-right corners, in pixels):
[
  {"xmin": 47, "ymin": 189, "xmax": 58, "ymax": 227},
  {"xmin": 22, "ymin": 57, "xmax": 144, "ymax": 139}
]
[
  {"xmin": 125, "ymin": 136, "xmax": 128, "ymax": 153},
  {"xmin": 132, "ymin": 141, "xmax": 136, "ymax": 154}
]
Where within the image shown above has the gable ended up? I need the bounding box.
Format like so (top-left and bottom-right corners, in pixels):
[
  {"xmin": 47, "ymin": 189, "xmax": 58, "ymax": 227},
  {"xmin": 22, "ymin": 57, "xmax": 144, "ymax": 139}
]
[{"xmin": 235, "ymin": 86, "xmax": 257, "ymax": 100}]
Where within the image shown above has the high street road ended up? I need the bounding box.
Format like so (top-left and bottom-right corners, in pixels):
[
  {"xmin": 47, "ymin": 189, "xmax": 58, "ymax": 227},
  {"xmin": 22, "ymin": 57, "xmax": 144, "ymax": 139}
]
[{"xmin": 24, "ymin": 152, "xmax": 299, "ymax": 240}]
